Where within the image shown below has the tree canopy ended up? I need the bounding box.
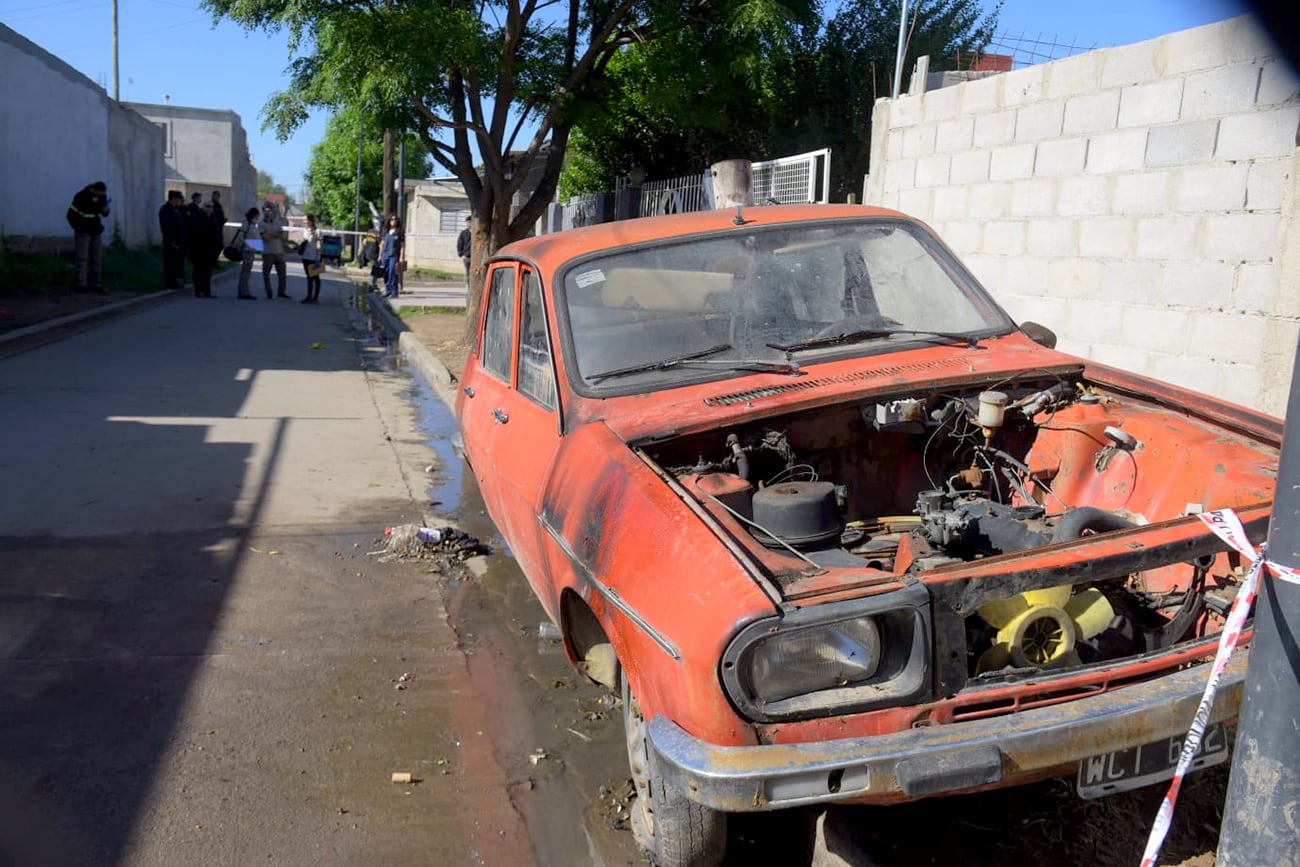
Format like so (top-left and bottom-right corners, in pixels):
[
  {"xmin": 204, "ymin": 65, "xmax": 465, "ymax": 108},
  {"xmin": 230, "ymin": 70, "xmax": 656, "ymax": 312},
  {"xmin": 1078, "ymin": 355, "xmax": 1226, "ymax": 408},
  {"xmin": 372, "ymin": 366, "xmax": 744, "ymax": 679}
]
[
  {"xmin": 304, "ymin": 106, "xmax": 431, "ymax": 229},
  {"xmin": 561, "ymin": 0, "xmax": 1000, "ymax": 202}
]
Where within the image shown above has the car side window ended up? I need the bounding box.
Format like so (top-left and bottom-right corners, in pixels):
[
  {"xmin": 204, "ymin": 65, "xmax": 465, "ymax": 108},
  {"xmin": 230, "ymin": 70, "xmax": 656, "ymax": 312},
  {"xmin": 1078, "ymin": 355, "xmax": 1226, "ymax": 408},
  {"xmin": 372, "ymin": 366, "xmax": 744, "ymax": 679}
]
[
  {"xmin": 481, "ymin": 266, "xmax": 516, "ymax": 382},
  {"xmin": 517, "ymin": 269, "xmax": 555, "ymax": 409}
]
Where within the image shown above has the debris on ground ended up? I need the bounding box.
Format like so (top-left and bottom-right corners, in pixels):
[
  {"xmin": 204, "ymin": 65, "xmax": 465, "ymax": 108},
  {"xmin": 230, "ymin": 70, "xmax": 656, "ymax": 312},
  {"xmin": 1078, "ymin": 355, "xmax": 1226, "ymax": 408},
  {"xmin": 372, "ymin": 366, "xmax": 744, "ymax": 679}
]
[
  {"xmin": 528, "ymin": 748, "xmax": 549, "ymax": 766},
  {"xmin": 394, "ymin": 672, "xmax": 412, "ymax": 690},
  {"xmin": 598, "ymin": 778, "xmax": 635, "ymax": 831},
  {"xmin": 371, "ymin": 523, "xmax": 489, "ymax": 566},
  {"xmin": 390, "ymin": 772, "xmax": 414, "ymax": 784}
]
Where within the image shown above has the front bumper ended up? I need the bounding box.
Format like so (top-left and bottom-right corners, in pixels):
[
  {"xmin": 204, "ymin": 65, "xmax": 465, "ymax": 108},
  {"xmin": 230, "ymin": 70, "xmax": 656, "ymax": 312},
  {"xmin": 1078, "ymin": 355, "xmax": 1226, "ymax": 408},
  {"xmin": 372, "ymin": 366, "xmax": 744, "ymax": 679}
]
[{"xmin": 648, "ymin": 652, "xmax": 1246, "ymax": 811}]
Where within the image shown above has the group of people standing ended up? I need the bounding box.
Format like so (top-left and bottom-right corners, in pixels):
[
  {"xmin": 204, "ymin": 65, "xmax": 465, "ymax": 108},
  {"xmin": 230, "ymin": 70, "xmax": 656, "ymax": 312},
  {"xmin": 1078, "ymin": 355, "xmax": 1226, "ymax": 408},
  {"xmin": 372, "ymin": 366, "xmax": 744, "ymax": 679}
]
[{"xmin": 158, "ymin": 189, "xmax": 227, "ymax": 297}]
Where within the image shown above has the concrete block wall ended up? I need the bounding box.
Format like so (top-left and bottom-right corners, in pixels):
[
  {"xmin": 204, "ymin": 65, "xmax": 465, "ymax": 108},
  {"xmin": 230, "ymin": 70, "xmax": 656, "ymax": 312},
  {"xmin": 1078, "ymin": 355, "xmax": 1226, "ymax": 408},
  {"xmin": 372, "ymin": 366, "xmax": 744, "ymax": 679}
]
[
  {"xmin": 863, "ymin": 16, "xmax": 1300, "ymax": 417},
  {"xmin": 0, "ymin": 25, "xmax": 162, "ymax": 249}
]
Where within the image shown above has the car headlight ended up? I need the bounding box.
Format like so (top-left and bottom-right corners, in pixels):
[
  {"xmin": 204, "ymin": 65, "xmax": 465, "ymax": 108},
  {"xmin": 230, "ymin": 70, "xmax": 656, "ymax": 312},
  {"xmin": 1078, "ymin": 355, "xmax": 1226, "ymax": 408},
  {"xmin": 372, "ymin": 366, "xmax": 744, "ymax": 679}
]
[
  {"xmin": 747, "ymin": 618, "xmax": 882, "ymax": 703},
  {"xmin": 721, "ymin": 582, "xmax": 932, "ymax": 722}
]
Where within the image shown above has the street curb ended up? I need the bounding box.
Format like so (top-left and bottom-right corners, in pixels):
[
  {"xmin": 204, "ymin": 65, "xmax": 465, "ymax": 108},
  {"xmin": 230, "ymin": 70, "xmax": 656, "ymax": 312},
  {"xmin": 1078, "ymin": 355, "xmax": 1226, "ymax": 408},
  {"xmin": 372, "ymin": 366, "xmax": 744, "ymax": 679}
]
[
  {"xmin": 366, "ymin": 292, "xmax": 462, "ymax": 413},
  {"xmin": 0, "ymin": 288, "xmax": 179, "ymax": 359},
  {"xmin": 0, "ymin": 266, "xmax": 243, "ymax": 359}
]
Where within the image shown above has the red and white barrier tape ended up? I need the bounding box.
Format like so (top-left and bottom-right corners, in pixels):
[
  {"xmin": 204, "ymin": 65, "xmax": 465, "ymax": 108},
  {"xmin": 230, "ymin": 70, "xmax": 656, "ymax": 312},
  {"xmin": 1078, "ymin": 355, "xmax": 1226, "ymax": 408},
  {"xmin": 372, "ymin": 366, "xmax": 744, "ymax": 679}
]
[{"xmin": 1139, "ymin": 508, "xmax": 1300, "ymax": 866}]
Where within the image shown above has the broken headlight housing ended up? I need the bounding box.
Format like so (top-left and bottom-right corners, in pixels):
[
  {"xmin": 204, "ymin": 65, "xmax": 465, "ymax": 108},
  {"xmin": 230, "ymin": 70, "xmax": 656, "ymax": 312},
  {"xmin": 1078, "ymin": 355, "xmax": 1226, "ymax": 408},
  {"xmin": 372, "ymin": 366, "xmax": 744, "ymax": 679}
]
[{"xmin": 721, "ymin": 582, "xmax": 933, "ymax": 722}]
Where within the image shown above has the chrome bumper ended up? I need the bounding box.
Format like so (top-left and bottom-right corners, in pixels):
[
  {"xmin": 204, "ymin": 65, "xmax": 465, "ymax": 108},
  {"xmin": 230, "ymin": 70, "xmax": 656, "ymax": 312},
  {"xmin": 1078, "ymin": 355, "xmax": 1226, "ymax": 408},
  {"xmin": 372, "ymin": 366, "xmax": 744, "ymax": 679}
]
[{"xmin": 647, "ymin": 653, "xmax": 1246, "ymax": 812}]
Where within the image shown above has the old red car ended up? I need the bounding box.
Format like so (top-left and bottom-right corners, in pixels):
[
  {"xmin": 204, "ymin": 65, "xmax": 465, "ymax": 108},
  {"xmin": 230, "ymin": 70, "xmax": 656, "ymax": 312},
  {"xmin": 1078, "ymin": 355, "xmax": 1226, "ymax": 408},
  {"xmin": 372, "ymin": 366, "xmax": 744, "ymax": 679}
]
[{"xmin": 455, "ymin": 204, "xmax": 1278, "ymax": 867}]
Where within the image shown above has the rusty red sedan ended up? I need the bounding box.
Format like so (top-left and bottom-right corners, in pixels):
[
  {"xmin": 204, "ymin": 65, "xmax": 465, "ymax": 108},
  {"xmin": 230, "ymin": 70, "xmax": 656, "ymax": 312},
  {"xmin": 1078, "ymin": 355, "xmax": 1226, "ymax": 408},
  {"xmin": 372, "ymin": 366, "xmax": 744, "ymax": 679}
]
[{"xmin": 455, "ymin": 204, "xmax": 1278, "ymax": 867}]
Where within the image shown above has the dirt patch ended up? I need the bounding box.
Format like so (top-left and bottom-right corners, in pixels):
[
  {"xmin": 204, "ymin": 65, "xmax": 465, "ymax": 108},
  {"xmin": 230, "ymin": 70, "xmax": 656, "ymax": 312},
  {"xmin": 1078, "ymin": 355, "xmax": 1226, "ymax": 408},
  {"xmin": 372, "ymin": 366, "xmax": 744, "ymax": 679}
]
[
  {"xmin": 0, "ymin": 289, "xmax": 144, "ymax": 335},
  {"xmin": 401, "ymin": 310, "xmax": 471, "ymax": 379}
]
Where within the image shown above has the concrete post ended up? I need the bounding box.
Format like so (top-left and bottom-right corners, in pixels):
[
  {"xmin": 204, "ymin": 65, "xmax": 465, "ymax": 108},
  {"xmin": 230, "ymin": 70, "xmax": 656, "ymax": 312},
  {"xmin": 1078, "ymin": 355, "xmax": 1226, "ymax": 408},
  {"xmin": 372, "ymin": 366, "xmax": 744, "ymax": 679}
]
[
  {"xmin": 710, "ymin": 160, "xmax": 753, "ymax": 210},
  {"xmin": 1217, "ymin": 334, "xmax": 1300, "ymax": 866}
]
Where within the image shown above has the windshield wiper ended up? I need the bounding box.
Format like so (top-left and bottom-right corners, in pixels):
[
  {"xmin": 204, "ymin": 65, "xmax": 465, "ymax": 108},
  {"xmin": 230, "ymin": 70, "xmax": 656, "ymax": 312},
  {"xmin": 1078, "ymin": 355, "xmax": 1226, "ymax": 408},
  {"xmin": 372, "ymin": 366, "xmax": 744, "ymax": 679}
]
[
  {"xmin": 589, "ymin": 343, "xmax": 802, "ymax": 383},
  {"xmin": 768, "ymin": 328, "xmax": 983, "ymax": 354}
]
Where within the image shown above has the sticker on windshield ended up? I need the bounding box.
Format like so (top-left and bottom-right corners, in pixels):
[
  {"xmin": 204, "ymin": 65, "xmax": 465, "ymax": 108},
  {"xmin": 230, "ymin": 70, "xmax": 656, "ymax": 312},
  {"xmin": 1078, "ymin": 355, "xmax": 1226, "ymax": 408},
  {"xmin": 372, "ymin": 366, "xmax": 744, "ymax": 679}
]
[{"xmin": 573, "ymin": 269, "xmax": 605, "ymax": 288}]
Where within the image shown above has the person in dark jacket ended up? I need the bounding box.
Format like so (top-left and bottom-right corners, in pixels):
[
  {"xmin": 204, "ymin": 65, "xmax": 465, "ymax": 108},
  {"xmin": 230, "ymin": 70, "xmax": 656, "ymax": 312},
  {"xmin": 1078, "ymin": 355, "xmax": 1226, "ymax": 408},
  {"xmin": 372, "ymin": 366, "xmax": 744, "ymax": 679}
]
[
  {"xmin": 187, "ymin": 201, "xmax": 218, "ymax": 298},
  {"xmin": 210, "ymin": 190, "xmax": 227, "ymax": 267},
  {"xmin": 456, "ymin": 213, "xmax": 472, "ymax": 289},
  {"xmin": 159, "ymin": 190, "xmax": 188, "ymax": 289},
  {"xmin": 66, "ymin": 181, "xmax": 110, "ymax": 293}
]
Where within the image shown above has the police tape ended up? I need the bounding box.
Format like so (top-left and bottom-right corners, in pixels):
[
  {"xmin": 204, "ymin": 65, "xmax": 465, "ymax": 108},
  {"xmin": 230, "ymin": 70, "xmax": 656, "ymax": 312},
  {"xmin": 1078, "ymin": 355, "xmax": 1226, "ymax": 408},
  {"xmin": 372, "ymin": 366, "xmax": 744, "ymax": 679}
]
[{"xmin": 1139, "ymin": 507, "xmax": 1299, "ymax": 866}]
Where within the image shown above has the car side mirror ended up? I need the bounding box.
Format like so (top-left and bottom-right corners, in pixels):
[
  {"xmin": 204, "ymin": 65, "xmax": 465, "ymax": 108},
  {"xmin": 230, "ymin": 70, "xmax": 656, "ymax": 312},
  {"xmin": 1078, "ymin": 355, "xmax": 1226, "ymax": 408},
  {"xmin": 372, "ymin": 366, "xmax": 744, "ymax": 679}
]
[{"xmin": 1020, "ymin": 321, "xmax": 1057, "ymax": 349}]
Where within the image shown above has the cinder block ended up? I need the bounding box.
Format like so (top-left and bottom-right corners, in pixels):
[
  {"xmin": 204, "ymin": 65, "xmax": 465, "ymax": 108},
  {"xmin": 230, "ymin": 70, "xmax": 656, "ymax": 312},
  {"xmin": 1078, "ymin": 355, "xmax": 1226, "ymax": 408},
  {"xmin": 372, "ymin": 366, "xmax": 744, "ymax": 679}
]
[
  {"xmin": 1002, "ymin": 65, "xmax": 1046, "ymax": 107},
  {"xmin": 1015, "ymin": 102, "xmax": 1065, "ymax": 141},
  {"xmin": 897, "ymin": 188, "xmax": 934, "ymax": 219},
  {"xmin": 973, "ymin": 110, "xmax": 1016, "ymax": 147},
  {"xmin": 1217, "ymin": 369, "xmax": 1259, "ymax": 410},
  {"xmin": 915, "ymin": 154, "xmax": 951, "ymax": 188},
  {"xmin": 1135, "ymin": 215, "xmax": 1200, "ymax": 259},
  {"xmin": 1063, "ymin": 90, "xmax": 1121, "ymax": 136},
  {"xmin": 1000, "ymin": 292, "xmax": 1066, "ymax": 330},
  {"xmin": 1161, "ymin": 260, "xmax": 1235, "ymax": 309},
  {"xmin": 1163, "ymin": 16, "xmax": 1264, "ymax": 77},
  {"xmin": 922, "ymin": 84, "xmax": 961, "ymax": 123},
  {"xmin": 968, "ymin": 182, "xmax": 1013, "ymax": 219},
  {"xmin": 1203, "ymin": 212, "xmax": 1280, "ymax": 262},
  {"xmin": 882, "ymin": 158, "xmax": 917, "ymax": 193},
  {"xmin": 1187, "ymin": 310, "xmax": 1266, "ymax": 364},
  {"xmin": 937, "ymin": 219, "xmax": 982, "ymax": 251},
  {"xmin": 1121, "ymin": 305, "xmax": 1191, "ymax": 355},
  {"xmin": 1058, "ymin": 176, "xmax": 1109, "ymax": 217},
  {"xmin": 959, "ymin": 74, "xmax": 1000, "ymax": 116},
  {"xmin": 1246, "ymin": 159, "xmax": 1288, "ymax": 211},
  {"xmin": 1079, "ymin": 217, "xmax": 1135, "ymax": 259},
  {"xmin": 983, "ymin": 220, "xmax": 1027, "ymax": 255},
  {"xmin": 1114, "ymin": 172, "xmax": 1172, "ymax": 216},
  {"xmin": 1063, "ymin": 297, "xmax": 1122, "ymax": 342},
  {"xmin": 950, "ymin": 150, "xmax": 991, "ymax": 185},
  {"xmin": 1045, "ymin": 52, "xmax": 1104, "ymax": 100},
  {"xmin": 1233, "ymin": 263, "xmax": 1276, "ymax": 313},
  {"xmin": 1035, "ymin": 139, "xmax": 1087, "ymax": 177},
  {"xmin": 1048, "ymin": 258, "xmax": 1103, "ymax": 300},
  {"xmin": 1182, "ymin": 64, "xmax": 1266, "ymax": 120},
  {"xmin": 886, "ymin": 132, "xmax": 904, "ymax": 161},
  {"xmin": 989, "ymin": 143, "xmax": 1036, "ymax": 180},
  {"xmin": 1257, "ymin": 57, "xmax": 1300, "ymax": 106},
  {"xmin": 891, "ymin": 93, "xmax": 924, "ymax": 127},
  {"xmin": 1118, "ymin": 79, "xmax": 1183, "ymax": 127},
  {"xmin": 935, "ymin": 117, "xmax": 975, "ymax": 152},
  {"xmin": 1102, "ymin": 42, "xmax": 1161, "ymax": 89},
  {"xmin": 1087, "ymin": 129, "xmax": 1149, "ymax": 174},
  {"xmin": 902, "ymin": 123, "xmax": 938, "ymax": 157},
  {"xmin": 1146, "ymin": 120, "xmax": 1219, "ymax": 167},
  {"xmin": 1026, "ymin": 219, "xmax": 1074, "ymax": 257},
  {"xmin": 1011, "ymin": 178, "xmax": 1058, "ymax": 217},
  {"xmin": 1173, "ymin": 164, "xmax": 1248, "ymax": 213},
  {"xmin": 1218, "ymin": 108, "xmax": 1300, "ymax": 160},
  {"xmin": 1151, "ymin": 354, "xmax": 1224, "ymax": 395},
  {"xmin": 1091, "ymin": 343, "xmax": 1151, "ymax": 376},
  {"xmin": 932, "ymin": 185, "xmax": 970, "ymax": 222},
  {"xmin": 1097, "ymin": 260, "xmax": 1163, "ymax": 304}
]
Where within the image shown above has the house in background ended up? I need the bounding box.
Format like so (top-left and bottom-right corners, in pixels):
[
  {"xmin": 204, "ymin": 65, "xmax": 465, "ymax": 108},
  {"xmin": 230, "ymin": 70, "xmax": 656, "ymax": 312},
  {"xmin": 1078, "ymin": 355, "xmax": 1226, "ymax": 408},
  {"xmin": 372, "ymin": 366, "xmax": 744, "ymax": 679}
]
[
  {"xmin": 124, "ymin": 103, "xmax": 258, "ymax": 229},
  {"xmin": 402, "ymin": 177, "xmax": 471, "ymax": 272}
]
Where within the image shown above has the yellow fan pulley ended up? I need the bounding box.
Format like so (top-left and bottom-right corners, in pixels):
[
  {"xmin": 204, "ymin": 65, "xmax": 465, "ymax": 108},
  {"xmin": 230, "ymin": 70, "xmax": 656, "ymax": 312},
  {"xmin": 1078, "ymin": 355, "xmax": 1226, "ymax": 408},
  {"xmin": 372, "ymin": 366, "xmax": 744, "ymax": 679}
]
[{"xmin": 976, "ymin": 587, "xmax": 1114, "ymax": 673}]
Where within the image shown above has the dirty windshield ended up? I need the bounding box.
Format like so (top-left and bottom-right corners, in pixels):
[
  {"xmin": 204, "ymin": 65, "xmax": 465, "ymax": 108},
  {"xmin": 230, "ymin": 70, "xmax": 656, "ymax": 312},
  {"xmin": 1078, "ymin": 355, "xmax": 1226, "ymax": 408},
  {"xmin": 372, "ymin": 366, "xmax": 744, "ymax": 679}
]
[{"xmin": 560, "ymin": 218, "xmax": 1012, "ymax": 392}]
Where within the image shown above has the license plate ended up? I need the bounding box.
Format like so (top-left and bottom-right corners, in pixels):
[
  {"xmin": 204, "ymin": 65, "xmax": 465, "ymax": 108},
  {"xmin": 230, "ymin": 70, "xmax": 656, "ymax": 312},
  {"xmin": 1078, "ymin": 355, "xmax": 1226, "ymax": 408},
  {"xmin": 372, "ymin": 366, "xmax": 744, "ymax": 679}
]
[{"xmin": 1076, "ymin": 722, "xmax": 1230, "ymax": 798}]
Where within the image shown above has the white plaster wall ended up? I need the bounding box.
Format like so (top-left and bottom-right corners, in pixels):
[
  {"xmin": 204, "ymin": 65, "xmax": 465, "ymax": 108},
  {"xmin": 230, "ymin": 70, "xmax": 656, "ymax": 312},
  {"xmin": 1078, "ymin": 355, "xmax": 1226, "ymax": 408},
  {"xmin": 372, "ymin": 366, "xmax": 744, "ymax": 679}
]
[
  {"xmin": 864, "ymin": 15, "xmax": 1300, "ymax": 417},
  {"xmin": 0, "ymin": 25, "xmax": 161, "ymax": 248}
]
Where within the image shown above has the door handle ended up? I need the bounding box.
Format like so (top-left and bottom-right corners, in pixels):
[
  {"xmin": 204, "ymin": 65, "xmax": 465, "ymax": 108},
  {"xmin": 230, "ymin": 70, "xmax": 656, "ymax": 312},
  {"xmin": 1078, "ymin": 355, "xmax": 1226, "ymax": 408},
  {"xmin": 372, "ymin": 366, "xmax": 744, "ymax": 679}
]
[
  {"xmin": 492, "ymin": 408, "xmax": 509, "ymax": 424},
  {"xmin": 463, "ymin": 385, "xmax": 475, "ymax": 398}
]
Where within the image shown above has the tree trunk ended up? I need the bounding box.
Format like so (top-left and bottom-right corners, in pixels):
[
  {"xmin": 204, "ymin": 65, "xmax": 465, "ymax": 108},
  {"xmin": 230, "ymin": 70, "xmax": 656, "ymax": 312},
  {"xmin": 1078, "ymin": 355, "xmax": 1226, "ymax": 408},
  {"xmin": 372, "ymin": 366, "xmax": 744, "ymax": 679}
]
[{"xmin": 382, "ymin": 129, "xmax": 394, "ymax": 217}]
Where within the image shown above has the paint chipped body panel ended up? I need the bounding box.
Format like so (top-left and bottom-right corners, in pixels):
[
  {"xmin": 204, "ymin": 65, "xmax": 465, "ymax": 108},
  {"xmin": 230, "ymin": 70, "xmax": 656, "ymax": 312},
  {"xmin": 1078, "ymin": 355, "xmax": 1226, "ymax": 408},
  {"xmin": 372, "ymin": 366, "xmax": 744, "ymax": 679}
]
[{"xmin": 455, "ymin": 205, "xmax": 1279, "ymax": 811}]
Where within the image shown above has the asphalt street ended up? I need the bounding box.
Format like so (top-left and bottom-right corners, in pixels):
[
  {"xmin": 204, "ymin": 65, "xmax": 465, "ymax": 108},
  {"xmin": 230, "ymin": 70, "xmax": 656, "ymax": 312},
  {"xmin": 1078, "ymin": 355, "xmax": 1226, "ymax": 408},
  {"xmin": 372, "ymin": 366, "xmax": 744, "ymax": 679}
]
[{"xmin": 0, "ymin": 272, "xmax": 534, "ymax": 866}]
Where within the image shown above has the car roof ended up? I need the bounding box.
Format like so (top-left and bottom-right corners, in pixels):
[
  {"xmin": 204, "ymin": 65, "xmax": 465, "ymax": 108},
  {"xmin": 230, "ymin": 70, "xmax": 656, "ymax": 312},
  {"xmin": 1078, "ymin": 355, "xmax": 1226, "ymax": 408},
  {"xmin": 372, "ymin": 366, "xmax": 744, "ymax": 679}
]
[{"xmin": 495, "ymin": 203, "xmax": 911, "ymax": 270}]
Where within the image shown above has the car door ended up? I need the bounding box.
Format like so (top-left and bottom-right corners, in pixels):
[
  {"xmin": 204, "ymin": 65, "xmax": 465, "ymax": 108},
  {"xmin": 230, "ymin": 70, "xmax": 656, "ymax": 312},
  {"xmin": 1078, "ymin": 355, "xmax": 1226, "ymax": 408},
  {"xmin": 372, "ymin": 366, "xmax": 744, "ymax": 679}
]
[
  {"xmin": 460, "ymin": 264, "xmax": 563, "ymax": 613},
  {"xmin": 459, "ymin": 263, "xmax": 517, "ymax": 525}
]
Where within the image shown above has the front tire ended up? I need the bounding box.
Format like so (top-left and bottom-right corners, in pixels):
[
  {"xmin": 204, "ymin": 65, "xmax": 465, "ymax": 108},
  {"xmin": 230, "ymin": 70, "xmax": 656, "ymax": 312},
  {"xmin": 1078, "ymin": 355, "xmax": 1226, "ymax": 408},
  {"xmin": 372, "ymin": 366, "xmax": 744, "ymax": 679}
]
[{"xmin": 622, "ymin": 677, "xmax": 726, "ymax": 867}]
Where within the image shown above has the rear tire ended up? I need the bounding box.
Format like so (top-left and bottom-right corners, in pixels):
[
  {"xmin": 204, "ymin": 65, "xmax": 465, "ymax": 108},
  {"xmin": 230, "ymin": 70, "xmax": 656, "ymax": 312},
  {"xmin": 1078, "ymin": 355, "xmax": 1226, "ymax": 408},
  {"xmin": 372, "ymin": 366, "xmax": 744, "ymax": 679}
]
[{"xmin": 622, "ymin": 677, "xmax": 726, "ymax": 867}]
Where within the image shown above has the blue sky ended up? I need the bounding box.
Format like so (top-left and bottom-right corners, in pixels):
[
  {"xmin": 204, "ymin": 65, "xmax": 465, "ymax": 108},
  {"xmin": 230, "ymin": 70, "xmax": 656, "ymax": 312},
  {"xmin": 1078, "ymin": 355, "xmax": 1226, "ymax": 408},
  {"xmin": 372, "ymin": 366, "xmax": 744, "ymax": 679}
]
[{"xmin": 2, "ymin": 0, "xmax": 1251, "ymax": 200}]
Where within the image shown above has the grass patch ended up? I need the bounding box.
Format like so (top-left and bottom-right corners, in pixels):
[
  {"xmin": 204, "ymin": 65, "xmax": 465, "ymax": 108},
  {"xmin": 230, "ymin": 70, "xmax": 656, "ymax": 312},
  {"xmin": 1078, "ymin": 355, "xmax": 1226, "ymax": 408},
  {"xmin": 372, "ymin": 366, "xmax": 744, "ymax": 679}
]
[
  {"xmin": 396, "ymin": 306, "xmax": 465, "ymax": 317},
  {"xmin": 0, "ymin": 238, "xmax": 166, "ymax": 296}
]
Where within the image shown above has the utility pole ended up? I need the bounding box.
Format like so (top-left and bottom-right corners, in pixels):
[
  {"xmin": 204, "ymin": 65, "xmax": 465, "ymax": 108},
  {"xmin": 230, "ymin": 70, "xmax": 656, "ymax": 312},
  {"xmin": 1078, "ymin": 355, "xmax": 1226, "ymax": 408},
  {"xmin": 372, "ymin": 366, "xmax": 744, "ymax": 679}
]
[
  {"xmin": 891, "ymin": 0, "xmax": 909, "ymax": 99},
  {"xmin": 1216, "ymin": 335, "xmax": 1300, "ymax": 865},
  {"xmin": 111, "ymin": 0, "xmax": 119, "ymax": 100},
  {"xmin": 398, "ymin": 137, "xmax": 406, "ymax": 222}
]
